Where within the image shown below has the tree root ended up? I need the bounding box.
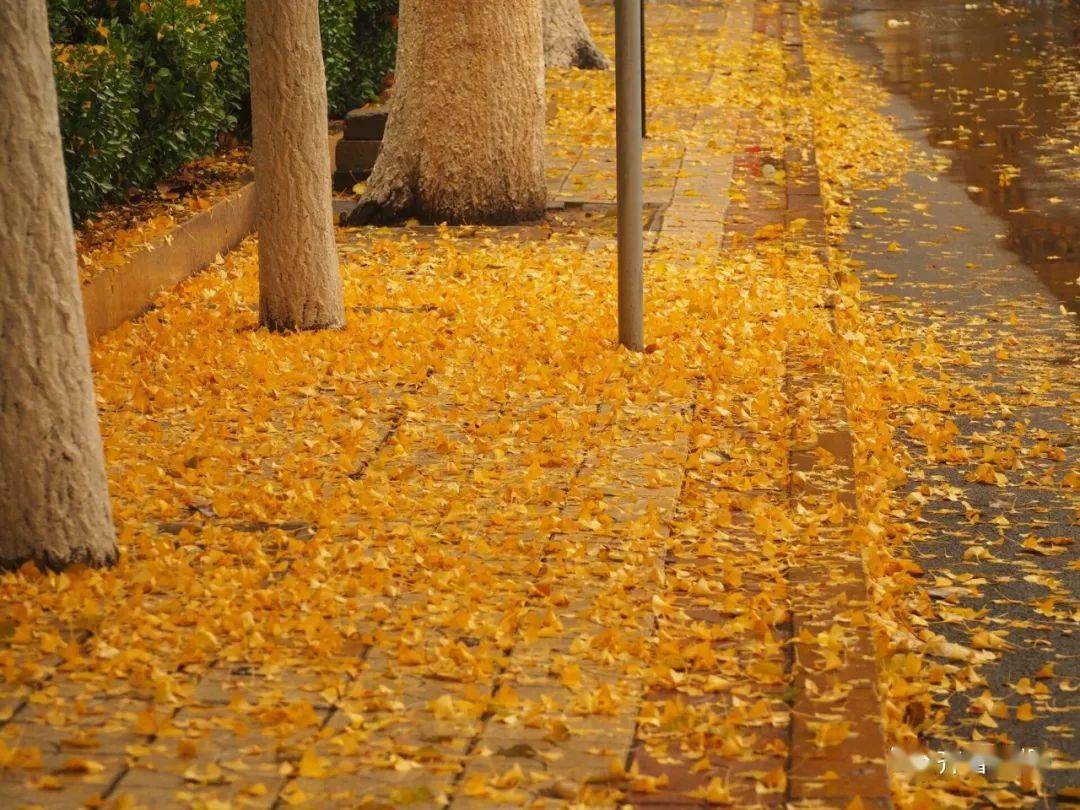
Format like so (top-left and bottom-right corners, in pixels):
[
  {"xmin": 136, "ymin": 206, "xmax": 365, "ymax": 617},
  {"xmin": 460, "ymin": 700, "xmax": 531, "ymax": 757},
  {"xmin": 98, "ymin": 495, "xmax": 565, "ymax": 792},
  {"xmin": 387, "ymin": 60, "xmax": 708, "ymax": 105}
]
[
  {"xmin": 342, "ymin": 194, "xmax": 411, "ymax": 227},
  {"xmin": 574, "ymin": 41, "xmax": 609, "ymax": 70}
]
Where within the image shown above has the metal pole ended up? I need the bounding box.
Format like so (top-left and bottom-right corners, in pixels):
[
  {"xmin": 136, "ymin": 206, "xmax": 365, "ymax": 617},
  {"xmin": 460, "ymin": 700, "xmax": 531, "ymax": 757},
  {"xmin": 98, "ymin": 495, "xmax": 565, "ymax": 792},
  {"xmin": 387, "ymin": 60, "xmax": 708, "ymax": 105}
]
[
  {"xmin": 640, "ymin": 1, "xmax": 646, "ymax": 138},
  {"xmin": 616, "ymin": 0, "xmax": 644, "ymax": 352}
]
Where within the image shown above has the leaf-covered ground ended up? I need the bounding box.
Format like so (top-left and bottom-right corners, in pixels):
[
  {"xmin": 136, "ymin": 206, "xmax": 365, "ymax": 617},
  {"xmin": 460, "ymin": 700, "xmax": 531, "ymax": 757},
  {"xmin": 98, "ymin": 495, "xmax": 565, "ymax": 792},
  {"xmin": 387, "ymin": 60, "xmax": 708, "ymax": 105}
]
[
  {"xmin": 0, "ymin": 1, "xmax": 1075, "ymax": 808},
  {"xmin": 812, "ymin": 1, "xmax": 1079, "ymax": 805}
]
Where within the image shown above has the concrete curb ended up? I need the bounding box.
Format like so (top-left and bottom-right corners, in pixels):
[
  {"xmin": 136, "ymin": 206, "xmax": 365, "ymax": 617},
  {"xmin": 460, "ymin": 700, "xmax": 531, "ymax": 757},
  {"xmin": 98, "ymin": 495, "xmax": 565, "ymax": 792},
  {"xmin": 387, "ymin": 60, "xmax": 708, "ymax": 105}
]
[
  {"xmin": 81, "ymin": 181, "xmax": 256, "ymax": 341},
  {"xmin": 81, "ymin": 130, "xmax": 344, "ymax": 341}
]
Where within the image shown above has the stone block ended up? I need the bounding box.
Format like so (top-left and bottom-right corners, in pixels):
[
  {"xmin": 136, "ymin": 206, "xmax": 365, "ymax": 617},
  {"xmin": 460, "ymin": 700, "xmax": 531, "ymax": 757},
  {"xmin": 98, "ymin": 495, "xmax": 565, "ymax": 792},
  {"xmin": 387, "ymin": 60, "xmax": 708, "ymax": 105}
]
[
  {"xmin": 335, "ymin": 139, "xmax": 382, "ymax": 173},
  {"xmin": 344, "ymin": 107, "xmax": 388, "ymax": 141}
]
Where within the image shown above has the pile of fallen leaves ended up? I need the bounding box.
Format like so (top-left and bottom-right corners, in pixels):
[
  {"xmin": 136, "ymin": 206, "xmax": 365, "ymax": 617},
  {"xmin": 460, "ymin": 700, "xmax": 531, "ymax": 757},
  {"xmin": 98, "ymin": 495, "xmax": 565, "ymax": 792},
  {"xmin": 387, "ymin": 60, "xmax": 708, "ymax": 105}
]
[
  {"xmin": 0, "ymin": 2, "xmax": 1072, "ymax": 808},
  {"xmin": 2, "ymin": 7, "xmax": 817, "ymax": 806}
]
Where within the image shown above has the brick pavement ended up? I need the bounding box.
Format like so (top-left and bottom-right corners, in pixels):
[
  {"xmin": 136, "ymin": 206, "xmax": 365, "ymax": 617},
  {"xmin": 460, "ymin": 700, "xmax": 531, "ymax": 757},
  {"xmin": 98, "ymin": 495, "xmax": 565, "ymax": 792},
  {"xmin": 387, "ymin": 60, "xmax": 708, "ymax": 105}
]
[{"xmin": 0, "ymin": 2, "xmax": 892, "ymax": 808}]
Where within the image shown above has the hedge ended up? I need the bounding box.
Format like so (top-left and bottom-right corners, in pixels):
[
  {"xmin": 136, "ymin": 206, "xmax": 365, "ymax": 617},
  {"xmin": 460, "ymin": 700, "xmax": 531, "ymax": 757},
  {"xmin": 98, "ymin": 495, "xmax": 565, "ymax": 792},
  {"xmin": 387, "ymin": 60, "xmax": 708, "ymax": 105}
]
[
  {"xmin": 49, "ymin": 0, "xmax": 397, "ymax": 222},
  {"xmin": 53, "ymin": 43, "xmax": 139, "ymax": 216}
]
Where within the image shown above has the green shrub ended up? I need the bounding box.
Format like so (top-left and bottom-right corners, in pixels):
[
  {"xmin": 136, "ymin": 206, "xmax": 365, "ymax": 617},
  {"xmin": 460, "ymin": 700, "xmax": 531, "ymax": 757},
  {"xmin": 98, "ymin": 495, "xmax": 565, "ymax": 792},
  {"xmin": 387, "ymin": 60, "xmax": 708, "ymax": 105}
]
[
  {"xmin": 352, "ymin": 0, "xmax": 397, "ymax": 107},
  {"xmin": 48, "ymin": 0, "xmax": 398, "ymax": 221},
  {"xmin": 320, "ymin": 0, "xmax": 360, "ymax": 117},
  {"xmin": 113, "ymin": 1, "xmax": 231, "ymax": 186},
  {"xmin": 53, "ymin": 42, "xmax": 139, "ymax": 221},
  {"xmin": 211, "ymin": 0, "xmax": 250, "ymax": 131},
  {"xmin": 47, "ymin": 0, "xmax": 103, "ymax": 43},
  {"xmin": 320, "ymin": 0, "xmax": 398, "ymax": 117}
]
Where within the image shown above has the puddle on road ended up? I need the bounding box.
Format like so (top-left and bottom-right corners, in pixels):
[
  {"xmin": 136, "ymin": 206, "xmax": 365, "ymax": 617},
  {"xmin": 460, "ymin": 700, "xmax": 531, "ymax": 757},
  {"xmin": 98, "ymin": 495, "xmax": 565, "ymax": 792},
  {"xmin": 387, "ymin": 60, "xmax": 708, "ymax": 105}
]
[{"xmin": 823, "ymin": 0, "xmax": 1080, "ymax": 311}]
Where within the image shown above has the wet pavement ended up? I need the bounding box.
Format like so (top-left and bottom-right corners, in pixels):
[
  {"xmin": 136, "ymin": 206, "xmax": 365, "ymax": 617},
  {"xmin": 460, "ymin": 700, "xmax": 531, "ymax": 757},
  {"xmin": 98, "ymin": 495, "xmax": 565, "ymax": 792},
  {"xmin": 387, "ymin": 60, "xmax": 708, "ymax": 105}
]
[
  {"xmin": 824, "ymin": 0, "xmax": 1080, "ymax": 312},
  {"xmin": 819, "ymin": 0, "xmax": 1078, "ymax": 805}
]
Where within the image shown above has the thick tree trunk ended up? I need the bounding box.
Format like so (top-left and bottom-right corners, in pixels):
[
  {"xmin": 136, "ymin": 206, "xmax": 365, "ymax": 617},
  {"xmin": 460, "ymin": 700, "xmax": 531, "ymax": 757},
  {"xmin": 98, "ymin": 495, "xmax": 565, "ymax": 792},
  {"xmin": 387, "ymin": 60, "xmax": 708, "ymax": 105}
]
[
  {"xmin": 349, "ymin": 0, "xmax": 547, "ymax": 225},
  {"xmin": 247, "ymin": 0, "xmax": 344, "ymax": 331},
  {"xmin": 0, "ymin": 1, "xmax": 117, "ymax": 570},
  {"xmin": 544, "ymin": 0, "xmax": 609, "ymax": 70}
]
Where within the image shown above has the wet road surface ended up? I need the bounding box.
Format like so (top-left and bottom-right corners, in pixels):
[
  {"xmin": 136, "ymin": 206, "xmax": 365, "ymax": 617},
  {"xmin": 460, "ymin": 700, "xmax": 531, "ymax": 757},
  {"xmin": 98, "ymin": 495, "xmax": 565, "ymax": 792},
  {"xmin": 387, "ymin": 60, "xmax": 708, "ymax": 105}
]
[
  {"xmin": 819, "ymin": 0, "xmax": 1078, "ymax": 805},
  {"xmin": 826, "ymin": 0, "xmax": 1079, "ymax": 311}
]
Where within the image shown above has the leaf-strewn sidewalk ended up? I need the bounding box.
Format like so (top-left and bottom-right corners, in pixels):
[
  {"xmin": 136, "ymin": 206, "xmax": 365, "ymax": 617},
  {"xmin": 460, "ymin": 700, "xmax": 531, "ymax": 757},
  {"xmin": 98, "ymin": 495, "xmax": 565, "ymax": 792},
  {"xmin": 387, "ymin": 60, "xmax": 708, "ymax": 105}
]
[{"xmin": 0, "ymin": 1, "xmax": 1004, "ymax": 808}]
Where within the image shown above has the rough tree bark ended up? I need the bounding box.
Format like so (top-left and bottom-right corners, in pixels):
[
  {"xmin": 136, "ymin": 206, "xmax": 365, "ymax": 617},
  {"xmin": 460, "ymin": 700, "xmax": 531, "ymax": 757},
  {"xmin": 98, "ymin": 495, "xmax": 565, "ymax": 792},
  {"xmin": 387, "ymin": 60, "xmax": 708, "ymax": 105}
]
[
  {"xmin": 247, "ymin": 0, "xmax": 345, "ymax": 331},
  {"xmin": 544, "ymin": 0, "xmax": 609, "ymax": 70},
  {"xmin": 348, "ymin": 0, "xmax": 546, "ymax": 226},
  {"xmin": 0, "ymin": 1, "xmax": 118, "ymax": 570}
]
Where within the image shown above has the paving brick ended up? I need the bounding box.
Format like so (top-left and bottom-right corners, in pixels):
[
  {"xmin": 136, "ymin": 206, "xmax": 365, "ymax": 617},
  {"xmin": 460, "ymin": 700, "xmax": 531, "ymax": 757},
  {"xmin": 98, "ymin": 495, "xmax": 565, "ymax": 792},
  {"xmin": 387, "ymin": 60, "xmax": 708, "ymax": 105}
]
[{"xmin": 0, "ymin": 3, "xmax": 898, "ymax": 809}]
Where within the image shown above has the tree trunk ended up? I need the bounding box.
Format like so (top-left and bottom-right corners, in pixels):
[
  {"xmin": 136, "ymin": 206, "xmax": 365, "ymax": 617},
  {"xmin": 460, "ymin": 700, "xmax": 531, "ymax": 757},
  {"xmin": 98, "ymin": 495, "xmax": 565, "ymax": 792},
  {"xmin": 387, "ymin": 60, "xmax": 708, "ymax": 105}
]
[
  {"xmin": 247, "ymin": 0, "xmax": 345, "ymax": 331},
  {"xmin": 0, "ymin": 1, "xmax": 117, "ymax": 570},
  {"xmin": 544, "ymin": 0, "xmax": 609, "ymax": 70},
  {"xmin": 349, "ymin": 0, "xmax": 547, "ymax": 225}
]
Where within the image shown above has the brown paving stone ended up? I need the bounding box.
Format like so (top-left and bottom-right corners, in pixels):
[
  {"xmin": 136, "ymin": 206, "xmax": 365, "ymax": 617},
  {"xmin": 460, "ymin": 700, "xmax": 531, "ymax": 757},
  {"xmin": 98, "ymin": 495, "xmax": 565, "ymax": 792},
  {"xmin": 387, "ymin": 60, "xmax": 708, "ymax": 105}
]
[
  {"xmin": 626, "ymin": 762, "xmax": 787, "ymax": 808},
  {"xmin": 0, "ymin": 776, "xmax": 117, "ymax": 810},
  {"xmin": 118, "ymin": 779, "xmax": 284, "ymax": 809},
  {"xmin": 767, "ymin": 5, "xmax": 891, "ymax": 806},
  {"xmin": 0, "ymin": 3, "xmax": 899, "ymax": 810}
]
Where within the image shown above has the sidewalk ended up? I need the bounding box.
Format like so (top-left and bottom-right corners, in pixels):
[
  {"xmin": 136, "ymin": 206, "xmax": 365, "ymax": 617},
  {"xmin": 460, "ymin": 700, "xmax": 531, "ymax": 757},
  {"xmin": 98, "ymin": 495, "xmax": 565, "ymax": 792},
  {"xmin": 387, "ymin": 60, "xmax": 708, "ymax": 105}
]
[{"xmin": 1, "ymin": 2, "xmax": 894, "ymax": 808}]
